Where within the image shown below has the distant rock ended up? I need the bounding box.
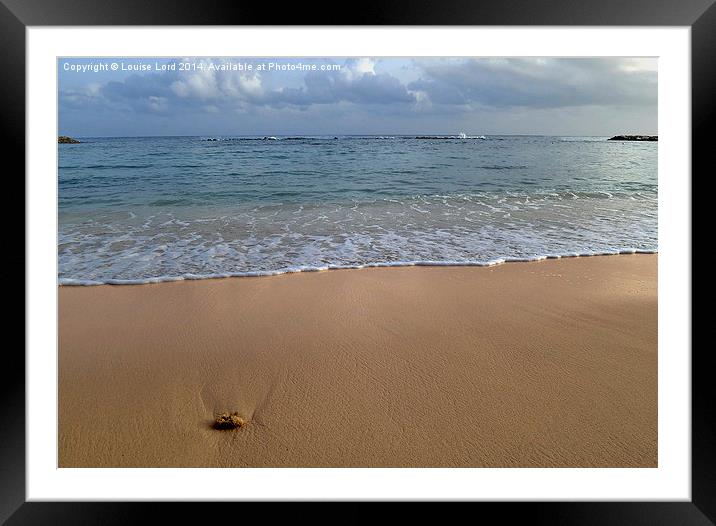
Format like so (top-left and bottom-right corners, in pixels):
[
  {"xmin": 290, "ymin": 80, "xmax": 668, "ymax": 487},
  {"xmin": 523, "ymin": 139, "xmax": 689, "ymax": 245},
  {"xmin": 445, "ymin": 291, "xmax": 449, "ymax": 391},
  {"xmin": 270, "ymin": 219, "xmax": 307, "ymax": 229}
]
[
  {"xmin": 58, "ymin": 136, "xmax": 81, "ymax": 144},
  {"xmin": 608, "ymin": 135, "xmax": 657, "ymax": 141}
]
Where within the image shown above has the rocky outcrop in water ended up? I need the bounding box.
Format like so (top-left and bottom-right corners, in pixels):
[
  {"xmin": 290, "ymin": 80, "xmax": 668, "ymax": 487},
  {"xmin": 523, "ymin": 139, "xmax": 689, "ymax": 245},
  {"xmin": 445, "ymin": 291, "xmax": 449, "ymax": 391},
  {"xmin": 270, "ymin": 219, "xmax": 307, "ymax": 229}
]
[
  {"xmin": 608, "ymin": 135, "xmax": 657, "ymax": 141},
  {"xmin": 58, "ymin": 136, "xmax": 81, "ymax": 144}
]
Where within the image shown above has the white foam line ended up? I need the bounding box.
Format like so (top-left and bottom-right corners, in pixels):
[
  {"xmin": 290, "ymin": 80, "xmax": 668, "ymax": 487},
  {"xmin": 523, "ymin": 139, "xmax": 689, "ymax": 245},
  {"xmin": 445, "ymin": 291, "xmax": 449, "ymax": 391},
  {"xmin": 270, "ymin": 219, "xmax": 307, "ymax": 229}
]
[{"xmin": 58, "ymin": 249, "xmax": 658, "ymax": 287}]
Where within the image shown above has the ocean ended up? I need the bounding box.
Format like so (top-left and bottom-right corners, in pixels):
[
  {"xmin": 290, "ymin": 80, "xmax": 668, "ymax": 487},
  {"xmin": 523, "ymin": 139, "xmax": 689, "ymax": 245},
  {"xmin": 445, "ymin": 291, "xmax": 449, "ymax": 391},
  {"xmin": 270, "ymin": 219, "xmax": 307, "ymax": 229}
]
[{"xmin": 58, "ymin": 135, "xmax": 657, "ymax": 285}]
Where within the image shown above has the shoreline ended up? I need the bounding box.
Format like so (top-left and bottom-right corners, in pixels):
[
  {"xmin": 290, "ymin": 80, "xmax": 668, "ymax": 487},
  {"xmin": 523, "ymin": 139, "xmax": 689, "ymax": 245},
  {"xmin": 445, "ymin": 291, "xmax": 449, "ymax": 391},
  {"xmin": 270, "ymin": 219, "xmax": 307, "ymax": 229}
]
[
  {"xmin": 58, "ymin": 250, "xmax": 658, "ymax": 286},
  {"xmin": 59, "ymin": 254, "xmax": 657, "ymax": 467}
]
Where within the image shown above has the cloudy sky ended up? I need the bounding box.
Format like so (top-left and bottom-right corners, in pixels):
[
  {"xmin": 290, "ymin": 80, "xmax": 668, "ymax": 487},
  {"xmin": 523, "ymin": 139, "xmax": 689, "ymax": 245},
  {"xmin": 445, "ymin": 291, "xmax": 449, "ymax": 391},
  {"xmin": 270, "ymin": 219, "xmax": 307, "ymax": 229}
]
[{"xmin": 58, "ymin": 57, "xmax": 657, "ymax": 137}]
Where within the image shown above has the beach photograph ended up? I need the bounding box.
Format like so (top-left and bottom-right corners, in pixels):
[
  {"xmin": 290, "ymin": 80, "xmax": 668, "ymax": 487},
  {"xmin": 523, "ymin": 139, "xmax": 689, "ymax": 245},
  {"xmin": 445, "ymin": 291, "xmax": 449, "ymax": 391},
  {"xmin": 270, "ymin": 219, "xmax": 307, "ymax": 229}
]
[{"xmin": 58, "ymin": 56, "xmax": 658, "ymax": 468}]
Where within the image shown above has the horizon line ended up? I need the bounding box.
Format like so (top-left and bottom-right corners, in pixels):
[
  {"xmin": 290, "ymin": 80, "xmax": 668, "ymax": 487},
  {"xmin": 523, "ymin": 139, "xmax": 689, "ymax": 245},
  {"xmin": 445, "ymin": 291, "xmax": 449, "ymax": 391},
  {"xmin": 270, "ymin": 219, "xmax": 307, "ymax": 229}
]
[{"xmin": 58, "ymin": 133, "xmax": 658, "ymax": 139}]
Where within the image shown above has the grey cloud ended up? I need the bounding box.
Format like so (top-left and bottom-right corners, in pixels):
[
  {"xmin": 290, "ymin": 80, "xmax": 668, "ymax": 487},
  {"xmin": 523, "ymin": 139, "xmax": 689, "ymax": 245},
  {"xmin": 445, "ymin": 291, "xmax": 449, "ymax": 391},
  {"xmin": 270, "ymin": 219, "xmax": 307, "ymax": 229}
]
[
  {"xmin": 59, "ymin": 61, "xmax": 416, "ymax": 116},
  {"xmin": 58, "ymin": 57, "xmax": 658, "ymax": 136},
  {"xmin": 258, "ymin": 71, "xmax": 415, "ymax": 107},
  {"xmin": 307, "ymin": 69, "xmax": 414, "ymax": 104},
  {"xmin": 409, "ymin": 58, "xmax": 657, "ymax": 109}
]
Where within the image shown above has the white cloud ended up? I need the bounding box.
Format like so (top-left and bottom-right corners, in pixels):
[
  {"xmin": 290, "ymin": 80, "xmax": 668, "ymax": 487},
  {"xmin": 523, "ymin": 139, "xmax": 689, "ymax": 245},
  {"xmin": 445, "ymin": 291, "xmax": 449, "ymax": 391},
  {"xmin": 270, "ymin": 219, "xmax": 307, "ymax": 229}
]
[
  {"xmin": 354, "ymin": 58, "xmax": 376, "ymax": 75},
  {"xmin": 59, "ymin": 57, "xmax": 657, "ymax": 135},
  {"xmin": 170, "ymin": 59, "xmax": 265, "ymax": 101},
  {"xmin": 618, "ymin": 58, "xmax": 658, "ymax": 73}
]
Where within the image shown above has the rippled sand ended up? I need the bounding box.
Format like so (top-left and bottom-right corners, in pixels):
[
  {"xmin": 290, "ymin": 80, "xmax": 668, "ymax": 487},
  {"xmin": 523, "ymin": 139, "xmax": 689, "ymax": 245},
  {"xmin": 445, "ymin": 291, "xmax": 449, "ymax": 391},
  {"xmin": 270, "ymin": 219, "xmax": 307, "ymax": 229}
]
[{"xmin": 59, "ymin": 255, "xmax": 657, "ymax": 467}]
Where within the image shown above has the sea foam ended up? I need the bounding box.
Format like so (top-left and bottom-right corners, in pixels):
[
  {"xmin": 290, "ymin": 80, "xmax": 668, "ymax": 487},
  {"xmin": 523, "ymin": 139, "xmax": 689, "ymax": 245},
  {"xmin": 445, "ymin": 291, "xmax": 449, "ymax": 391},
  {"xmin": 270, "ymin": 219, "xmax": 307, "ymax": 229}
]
[
  {"xmin": 58, "ymin": 250, "xmax": 657, "ymax": 286},
  {"xmin": 59, "ymin": 135, "xmax": 657, "ymax": 285}
]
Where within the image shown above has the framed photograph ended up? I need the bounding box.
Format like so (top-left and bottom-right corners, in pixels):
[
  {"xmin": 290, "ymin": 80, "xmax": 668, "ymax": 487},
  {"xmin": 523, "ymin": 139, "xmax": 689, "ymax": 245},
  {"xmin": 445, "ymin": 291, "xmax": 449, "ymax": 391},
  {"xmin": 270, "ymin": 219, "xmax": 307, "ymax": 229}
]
[{"xmin": 7, "ymin": 0, "xmax": 712, "ymax": 522}]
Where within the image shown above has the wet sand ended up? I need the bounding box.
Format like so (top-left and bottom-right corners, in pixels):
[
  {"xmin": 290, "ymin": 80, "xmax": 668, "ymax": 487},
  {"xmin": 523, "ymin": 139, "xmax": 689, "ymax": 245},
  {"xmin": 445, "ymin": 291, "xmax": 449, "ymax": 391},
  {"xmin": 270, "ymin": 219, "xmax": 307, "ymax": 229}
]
[{"xmin": 59, "ymin": 254, "xmax": 657, "ymax": 467}]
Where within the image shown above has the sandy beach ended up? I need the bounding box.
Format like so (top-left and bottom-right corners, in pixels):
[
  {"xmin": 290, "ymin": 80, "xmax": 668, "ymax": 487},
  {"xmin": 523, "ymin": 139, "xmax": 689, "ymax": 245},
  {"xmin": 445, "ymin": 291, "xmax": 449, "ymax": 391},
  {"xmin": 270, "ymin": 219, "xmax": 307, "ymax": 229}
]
[{"xmin": 58, "ymin": 254, "xmax": 657, "ymax": 468}]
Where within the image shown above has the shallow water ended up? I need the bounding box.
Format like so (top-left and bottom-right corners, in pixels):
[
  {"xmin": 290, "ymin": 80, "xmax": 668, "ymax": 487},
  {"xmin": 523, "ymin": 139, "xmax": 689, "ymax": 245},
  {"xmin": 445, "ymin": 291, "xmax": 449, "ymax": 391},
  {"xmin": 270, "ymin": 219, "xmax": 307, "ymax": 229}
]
[{"xmin": 58, "ymin": 135, "xmax": 657, "ymax": 284}]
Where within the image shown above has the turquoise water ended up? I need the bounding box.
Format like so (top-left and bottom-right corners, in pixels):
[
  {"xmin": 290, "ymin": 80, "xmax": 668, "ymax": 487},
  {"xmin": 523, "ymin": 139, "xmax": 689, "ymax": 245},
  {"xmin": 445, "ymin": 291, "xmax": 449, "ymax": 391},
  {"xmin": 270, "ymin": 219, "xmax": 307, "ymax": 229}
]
[{"xmin": 58, "ymin": 135, "xmax": 657, "ymax": 284}]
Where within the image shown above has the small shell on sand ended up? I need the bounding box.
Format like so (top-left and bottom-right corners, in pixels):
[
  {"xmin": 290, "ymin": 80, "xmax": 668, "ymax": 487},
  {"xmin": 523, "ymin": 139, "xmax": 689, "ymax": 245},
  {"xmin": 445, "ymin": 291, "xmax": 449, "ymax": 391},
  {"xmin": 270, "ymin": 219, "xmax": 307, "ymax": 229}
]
[{"xmin": 213, "ymin": 412, "xmax": 247, "ymax": 430}]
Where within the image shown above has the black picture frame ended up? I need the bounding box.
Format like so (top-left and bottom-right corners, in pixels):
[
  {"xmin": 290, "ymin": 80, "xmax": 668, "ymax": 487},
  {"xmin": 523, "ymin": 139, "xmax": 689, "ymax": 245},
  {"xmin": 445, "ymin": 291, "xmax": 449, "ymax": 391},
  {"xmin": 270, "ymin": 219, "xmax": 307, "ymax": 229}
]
[{"xmin": 4, "ymin": 0, "xmax": 712, "ymax": 523}]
